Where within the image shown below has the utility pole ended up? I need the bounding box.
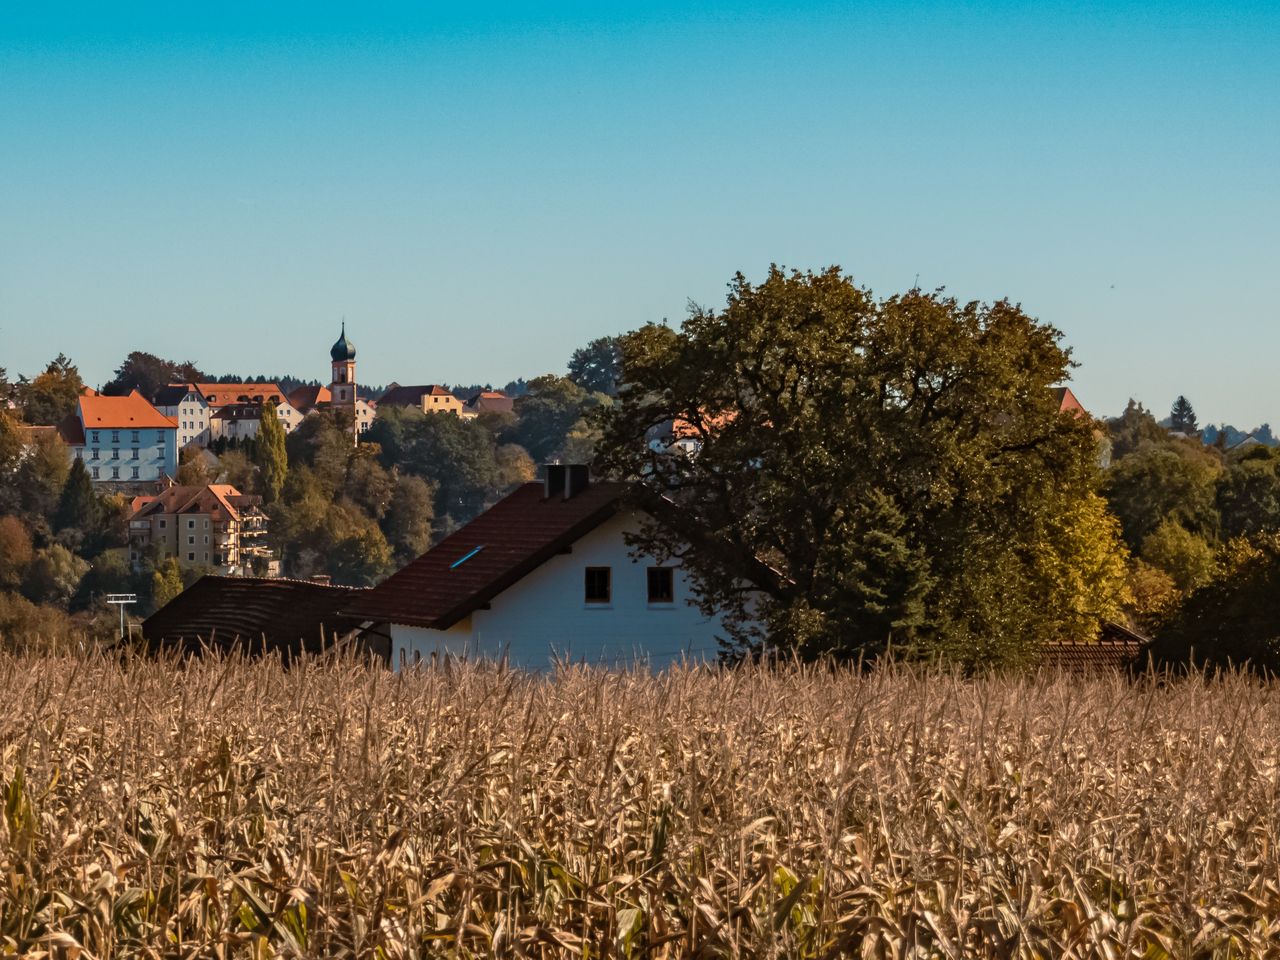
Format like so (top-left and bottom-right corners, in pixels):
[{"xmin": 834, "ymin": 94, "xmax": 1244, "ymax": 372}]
[{"xmin": 106, "ymin": 593, "xmax": 138, "ymax": 642}]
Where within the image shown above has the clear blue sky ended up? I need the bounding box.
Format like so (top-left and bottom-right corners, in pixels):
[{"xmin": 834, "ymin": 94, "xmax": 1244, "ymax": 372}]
[{"xmin": 2, "ymin": 2, "xmax": 1276, "ymax": 424}]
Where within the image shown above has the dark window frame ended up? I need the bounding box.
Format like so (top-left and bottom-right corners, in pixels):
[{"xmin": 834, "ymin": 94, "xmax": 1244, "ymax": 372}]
[
  {"xmin": 584, "ymin": 566, "xmax": 611, "ymax": 604},
  {"xmin": 647, "ymin": 567, "xmax": 675, "ymax": 604}
]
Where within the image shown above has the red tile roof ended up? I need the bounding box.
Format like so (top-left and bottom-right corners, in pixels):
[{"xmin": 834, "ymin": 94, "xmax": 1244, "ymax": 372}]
[
  {"xmin": 129, "ymin": 483, "xmax": 248, "ymax": 522},
  {"xmin": 1052, "ymin": 386, "xmax": 1087, "ymax": 417},
  {"xmin": 287, "ymin": 384, "xmax": 331, "ymax": 413},
  {"xmin": 79, "ymin": 391, "xmax": 177, "ymax": 429},
  {"xmin": 144, "ymin": 575, "xmax": 369, "ymax": 656},
  {"xmin": 193, "ymin": 382, "xmax": 287, "ymax": 407},
  {"xmin": 345, "ymin": 480, "xmax": 629, "ymax": 628}
]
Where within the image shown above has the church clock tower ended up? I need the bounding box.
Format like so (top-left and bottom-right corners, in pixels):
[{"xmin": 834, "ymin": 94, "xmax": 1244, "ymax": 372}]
[{"xmin": 329, "ymin": 322, "xmax": 358, "ymax": 442}]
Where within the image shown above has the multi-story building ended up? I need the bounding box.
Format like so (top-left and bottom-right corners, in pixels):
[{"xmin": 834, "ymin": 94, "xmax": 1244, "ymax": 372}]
[
  {"xmin": 128, "ymin": 483, "xmax": 271, "ymax": 574},
  {"xmin": 61, "ymin": 390, "xmax": 178, "ymax": 486},
  {"xmin": 155, "ymin": 382, "xmax": 300, "ymax": 447},
  {"xmin": 153, "ymin": 383, "xmax": 212, "ymax": 448}
]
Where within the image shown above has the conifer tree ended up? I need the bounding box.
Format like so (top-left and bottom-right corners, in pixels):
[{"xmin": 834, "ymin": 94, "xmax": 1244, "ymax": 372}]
[
  {"xmin": 1170, "ymin": 396, "xmax": 1199, "ymax": 435},
  {"xmin": 54, "ymin": 457, "xmax": 100, "ymax": 533},
  {"xmin": 255, "ymin": 402, "xmax": 288, "ymax": 503}
]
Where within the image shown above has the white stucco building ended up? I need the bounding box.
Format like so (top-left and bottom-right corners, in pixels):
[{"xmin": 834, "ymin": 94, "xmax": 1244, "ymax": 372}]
[
  {"xmin": 62, "ymin": 390, "xmax": 178, "ymax": 486},
  {"xmin": 344, "ymin": 467, "xmax": 729, "ymax": 670}
]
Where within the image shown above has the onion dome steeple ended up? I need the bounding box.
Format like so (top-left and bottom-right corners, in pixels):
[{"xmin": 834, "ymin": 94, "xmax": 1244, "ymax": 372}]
[{"xmin": 330, "ymin": 322, "xmax": 357, "ymax": 362}]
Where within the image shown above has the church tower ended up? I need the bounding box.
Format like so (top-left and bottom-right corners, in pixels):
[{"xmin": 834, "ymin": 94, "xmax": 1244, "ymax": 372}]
[{"xmin": 329, "ymin": 322, "xmax": 358, "ymax": 441}]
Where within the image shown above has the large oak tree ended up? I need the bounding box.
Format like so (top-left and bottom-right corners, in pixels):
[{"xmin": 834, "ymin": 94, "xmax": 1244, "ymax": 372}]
[{"xmin": 596, "ymin": 266, "xmax": 1127, "ymax": 664}]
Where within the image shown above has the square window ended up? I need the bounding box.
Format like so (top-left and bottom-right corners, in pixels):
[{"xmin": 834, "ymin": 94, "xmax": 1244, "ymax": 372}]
[
  {"xmin": 91, "ymin": 431, "xmax": 99, "ymax": 443},
  {"xmin": 131, "ymin": 430, "xmax": 139, "ymax": 443},
  {"xmin": 647, "ymin": 567, "xmax": 675, "ymax": 604},
  {"xmin": 111, "ymin": 467, "xmax": 119, "ymax": 479},
  {"xmin": 159, "ymin": 519, "xmax": 166, "ymax": 528},
  {"xmin": 111, "ymin": 448, "xmax": 119, "ymax": 460},
  {"xmin": 91, "ymin": 467, "xmax": 99, "ymax": 479},
  {"xmin": 111, "ymin": 431, "xmax": 119, "ymax": 443},
  {"xmin": 131, "ymin": 448, "xmax": 139, "ymax": 459},
  {"xmin": 188, "ymin": 553, "xmax": 195, "ymax": 562},
  {"xmin": 131, "ymin": 467, "xmax": 139, "ymax": 479},
  {"xmin": 584, "ymin": 567, "xmax": 611, "ymax": 604},
  {"xmin": 188, "ymin": 536, "xmax": 194, "ymax": 545}
]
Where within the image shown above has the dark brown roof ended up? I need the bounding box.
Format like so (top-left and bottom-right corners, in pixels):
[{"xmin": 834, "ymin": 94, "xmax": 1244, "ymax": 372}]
[
  {"xmin": 153, "ymin": 383, "xmax": 200, "ymax": 407},
  {"xmin": 143, "ymin": 576, "xmax": 370, "ymax": 656},
  {"xmin": 464, "ymin": 391, "xmax": 514, "ymax": 415},
  {"xmin": 377, "ymin": 384, "xmax": 452, "ymax": 407},
  {"xmin": 345, "ymin": 480, "xmax": 629, "ymax": 628},
  {"xmin": 1039, "ymin": 623, "xmax": 1151, "ymax": 673},
  {"xmin": 287, "ymin": 384, "xmax": 331, "ymax": 413},
  {"xmin": 56, "ymin": 414, "xmax": 85, "ymax": 445}
]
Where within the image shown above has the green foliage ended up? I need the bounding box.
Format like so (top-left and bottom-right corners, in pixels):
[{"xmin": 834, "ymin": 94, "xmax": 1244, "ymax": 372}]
[
  {"xmin": 1217, "ymin": 446, "xmax": 1280, "ymax": 540},
  {"xmin": 55, "ymin": 458, "xmax": 101, "ymax": 534},
  {"xmin": 567, "ymin": 335, "xmax": 624, "ymax": 396},
  {"xmin": 12, "ymin": 433, "xmax": 71, "ymax": 538},
  {"xmin": 176, "ymin": 446, "xmax": 213, "ymax": 486},
  {"xmin": 22, "ymin": 545, "xmax": 89, "ymax": 606},
  {"xmin": 151, "ymin": 558, "xmax": 184, "ymax": 611},
  {"xmin": 369, "ymin": 406, "xmax": 504, "ymax": 526},
  {"xmin": 255, "ymin": 402, "xmax": 288, "ymax": 503},
  {"xmin": 383, "ymin": 474, "xmax": 436, "ymax": 563},
  {"xmin": 1153, "ymin": 534, "xmax": 1280, "ymax": 673},
  {"xmin": 1169, "ymin": 395, "xmax": 1199, "ymax": 436},
  {"xmin": 103, "ymin": 351, "xmax": 203, "ymax": 398},
  {"xmin": 1140, "ymin": 519, "xmax": 1216, "ymax": 592},
  {"xmin": 597, "ymin": 266, "xmax": 1118, "ymax": 663},
  {"xmin": 1103, "ymin": 440, "xmax": 1221, "ymax": 549},
  {"xmin": 214, "ymin": 448, "xmax": 257, "ymax": 492},
  {"xmin": 508, "ymin": 375, "xmax": 609, "ymax": 463},
  {"xmin": 1106, "ymin": 399, "xmax": 1167, "ymax": 461},
  {"xmin": 20, "ymin": 354, "xmax": 83, "ymax": 425}
]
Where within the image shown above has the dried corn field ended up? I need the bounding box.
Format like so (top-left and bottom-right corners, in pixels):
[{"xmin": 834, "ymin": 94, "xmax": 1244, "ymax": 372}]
[{"xmin": 3, "ymin": 652, "xmax": 1280, "ymax": 959}]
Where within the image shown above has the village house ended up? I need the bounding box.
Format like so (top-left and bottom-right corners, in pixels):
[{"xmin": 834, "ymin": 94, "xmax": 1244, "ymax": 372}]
[
  {"xmin": 460, "ymin": 390, "xmax": 514, "ymax": 419},
  {"xmin": 378, "ymin": 383, "xmax": 463, "ymax": 416},
  {"xmin": 342, "ymin": 465, "xmax": 729, "ymax": 671},
  {"xmin": 152, "ymin": 383, "xmax": 213, "ymax": 448},
  {"xmin": 59, "ymin": 389, "xmax": 178, "ymax": 486},
  {"xmin": 154, "ymin": 382, "xmax": 300, "ymax": 448},
  {"xmin": 128, "ymin": 483, "xmax": 271, "ymax": 574}
]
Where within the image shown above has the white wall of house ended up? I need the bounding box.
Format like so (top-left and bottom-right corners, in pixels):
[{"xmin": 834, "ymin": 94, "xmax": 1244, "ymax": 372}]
[
  {"xmin": 389, "ymin": 512, "xmax": 726, "ymax": 671},
  {"xmin": 156, "ymin": 392, "xmax": 212, "ymax": 448}
]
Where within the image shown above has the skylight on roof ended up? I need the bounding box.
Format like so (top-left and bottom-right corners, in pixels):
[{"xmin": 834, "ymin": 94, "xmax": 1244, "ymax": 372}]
[{"xmin": 450, "ymin": 546, "xmax": 485, "ymax": 570}]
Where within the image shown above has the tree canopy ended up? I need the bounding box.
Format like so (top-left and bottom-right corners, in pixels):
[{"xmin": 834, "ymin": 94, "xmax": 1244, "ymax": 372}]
[
  {"xmin": 567, "ymin": 335, "xmax": 624, "ymax": 396},
  {"xmin": 103, "ymin": 351, "xmax": 204, "ymax": 398},
  {"xmin": 596, "ymin": 266, "xmax": 1126, "ymax": 664}
]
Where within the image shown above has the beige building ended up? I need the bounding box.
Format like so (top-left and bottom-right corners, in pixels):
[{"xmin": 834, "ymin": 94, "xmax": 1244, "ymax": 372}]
[
  {"xmin": 378, "ymin": 383, "xmax": 462, "ymax": 416},
  {"xmin": 129, "ymin": 483, "xmax": 270, "ymax": 574}
]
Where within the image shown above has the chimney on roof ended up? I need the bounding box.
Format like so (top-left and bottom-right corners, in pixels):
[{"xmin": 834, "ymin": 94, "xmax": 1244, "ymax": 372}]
[{"xmin": 543, "ymin": 463, "xmax": 591, "ymax": 500}]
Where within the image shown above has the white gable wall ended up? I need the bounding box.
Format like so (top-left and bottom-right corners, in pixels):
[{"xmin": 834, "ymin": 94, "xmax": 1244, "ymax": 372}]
[{"xmin": 389, "ymin": 512, "xmax": 726, "ymax": 671}]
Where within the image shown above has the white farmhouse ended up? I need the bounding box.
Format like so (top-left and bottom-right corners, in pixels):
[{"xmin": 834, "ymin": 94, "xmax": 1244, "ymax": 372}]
[{"xmin": 344, "ymin": 466, "xmax": 729, "ymax": 670}]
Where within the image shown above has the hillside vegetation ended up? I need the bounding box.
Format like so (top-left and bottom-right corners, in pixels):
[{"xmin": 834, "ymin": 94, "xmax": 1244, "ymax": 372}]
[{"xmin": 2, "ymin": 653, "xmax": 1279, "ymax": 957}]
